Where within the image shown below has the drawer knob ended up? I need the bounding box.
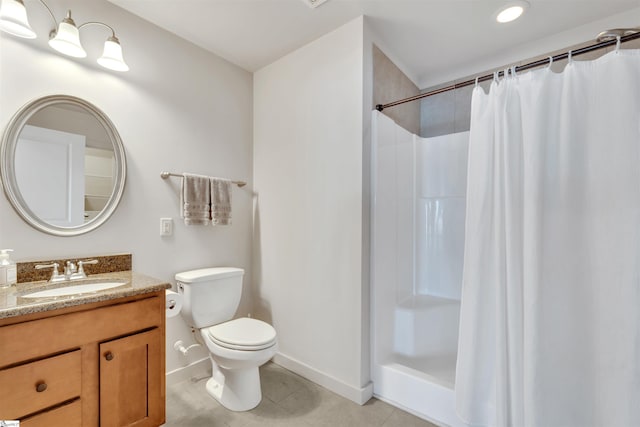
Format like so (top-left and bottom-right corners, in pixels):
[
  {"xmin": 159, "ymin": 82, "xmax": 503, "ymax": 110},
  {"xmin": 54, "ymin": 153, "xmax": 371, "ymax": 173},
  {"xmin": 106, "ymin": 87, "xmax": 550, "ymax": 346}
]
[
  {"xmin": 105, "ymin": 351, "xmax": 114, "ymax": 361},
  {"xmin": 36, "ymin": 382, "xmax": 47, "ymax": 392}
]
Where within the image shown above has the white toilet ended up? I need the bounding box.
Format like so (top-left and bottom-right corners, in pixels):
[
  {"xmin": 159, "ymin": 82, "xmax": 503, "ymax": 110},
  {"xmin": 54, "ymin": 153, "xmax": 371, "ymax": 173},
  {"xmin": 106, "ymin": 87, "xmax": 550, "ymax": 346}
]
[{"xmin": 176, "ymin": 267, "xmax": 277, "ymax": 411}]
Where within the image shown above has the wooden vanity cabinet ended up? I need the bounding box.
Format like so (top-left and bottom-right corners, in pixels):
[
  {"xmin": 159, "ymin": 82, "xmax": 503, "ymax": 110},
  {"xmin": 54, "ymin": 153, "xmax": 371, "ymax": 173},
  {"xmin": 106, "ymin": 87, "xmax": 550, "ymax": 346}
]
[{"xmin": 0, "ymin": 291, "xmax": 166, "ymax": 427}]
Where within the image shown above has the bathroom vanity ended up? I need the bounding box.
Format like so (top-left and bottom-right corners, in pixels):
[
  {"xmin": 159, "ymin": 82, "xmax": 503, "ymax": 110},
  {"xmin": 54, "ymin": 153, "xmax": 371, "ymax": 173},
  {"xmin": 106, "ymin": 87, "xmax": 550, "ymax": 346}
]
[
  {"xmin": 0, "ymin": 92, "xmax": 168, "ymax": 425},
  {"xmin": 0, "ymin": 271, "xmax": 170, "ymax": 426}
]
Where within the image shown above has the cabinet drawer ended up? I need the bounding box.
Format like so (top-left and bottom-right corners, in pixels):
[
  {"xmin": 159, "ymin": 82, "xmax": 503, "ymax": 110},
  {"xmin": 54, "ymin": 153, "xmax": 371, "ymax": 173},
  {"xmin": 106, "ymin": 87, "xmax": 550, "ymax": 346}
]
[
  {"xmin": 20, "ymin": 399, "xmax": 82, "ymax": 427},
  {"xmin": 0, "ymin": 350, "xmax": 81, "ymax": 420}
]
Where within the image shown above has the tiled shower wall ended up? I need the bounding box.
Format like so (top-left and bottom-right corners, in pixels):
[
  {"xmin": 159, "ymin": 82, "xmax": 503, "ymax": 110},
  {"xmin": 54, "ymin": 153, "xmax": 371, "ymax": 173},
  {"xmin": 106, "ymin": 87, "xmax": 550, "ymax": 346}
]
[{"xmin": 373, "ymin": 46, "xmax": 420, "ymax": 136}]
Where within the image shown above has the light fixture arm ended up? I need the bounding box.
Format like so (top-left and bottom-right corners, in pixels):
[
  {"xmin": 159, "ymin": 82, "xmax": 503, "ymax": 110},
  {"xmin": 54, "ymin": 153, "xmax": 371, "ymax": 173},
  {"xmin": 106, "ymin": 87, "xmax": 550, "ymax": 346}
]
[
  {"xmin": 78, "ymin": 20, "xmax": 128, "ymax": 71},
  {"xmin": 26, "ymin": 1, "xmax": 118, "ymax": 37},
  {"xmin": 78, "ymin": 21, "xmax": 116, "ymax": 38},
  {"xmin": 30, "ymin": 0, "xmax": 57, "ymax": 28}
]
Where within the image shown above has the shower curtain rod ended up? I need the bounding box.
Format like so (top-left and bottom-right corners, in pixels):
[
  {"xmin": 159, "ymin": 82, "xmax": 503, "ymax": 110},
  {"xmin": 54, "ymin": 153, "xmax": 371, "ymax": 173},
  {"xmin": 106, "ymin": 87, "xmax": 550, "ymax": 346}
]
[{"xmin": 375, "ymin": 30, "xmax": 640, "ymax": 112}]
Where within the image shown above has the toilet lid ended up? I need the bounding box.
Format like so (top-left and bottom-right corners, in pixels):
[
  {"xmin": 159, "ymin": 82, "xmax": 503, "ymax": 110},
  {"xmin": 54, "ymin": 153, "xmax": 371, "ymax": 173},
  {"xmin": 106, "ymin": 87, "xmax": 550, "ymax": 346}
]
[{"xmin": 207, "ymin": 317, "xmax": 276, "ymax": 351}]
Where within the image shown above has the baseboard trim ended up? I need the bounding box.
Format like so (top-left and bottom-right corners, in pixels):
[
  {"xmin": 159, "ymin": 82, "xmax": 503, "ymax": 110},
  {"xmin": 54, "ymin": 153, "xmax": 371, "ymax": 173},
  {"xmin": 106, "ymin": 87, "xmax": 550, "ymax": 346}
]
[
  {"xmin": 272, "ymin": 352, "xmax": 373, "ymax": 405},
  {"xmin": 165, "ymin": 357, "xmax": 210, "ymax": 386}
]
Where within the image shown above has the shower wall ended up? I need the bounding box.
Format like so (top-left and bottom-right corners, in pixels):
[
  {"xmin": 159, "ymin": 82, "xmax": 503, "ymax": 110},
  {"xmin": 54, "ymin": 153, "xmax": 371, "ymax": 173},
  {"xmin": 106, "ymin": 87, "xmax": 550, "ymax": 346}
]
[
  {"xmin": 415, "ymin": 81, "xmax": 473, "ymax": 302},
  {"xmin": 371, "ymin": 110, "xmax": 468, "ymax": 426},
  {"xmin": 420, "ymin": 80, "xmax": 491, "ymax": 138},
  {"xmin": 372, "ymin": 125, "xmax": 468, "ymax": 303},
  {"xmin": 415, "ymin": 133, "xmax": 468, "ymax": 300},
  {"xmin": 371, "ymin": 44, "xmax": 470, "ymax": 426},
  {"xmin": 372, "ymin": 110, "xmax": 415, "ymax": 310},
  {"xmin": 373, "ymin": 45, "xmax": 421, "ymax": 135},
  {"xmin": 414, "ymin": 79, "xmax": 474, "ymax": 300}
]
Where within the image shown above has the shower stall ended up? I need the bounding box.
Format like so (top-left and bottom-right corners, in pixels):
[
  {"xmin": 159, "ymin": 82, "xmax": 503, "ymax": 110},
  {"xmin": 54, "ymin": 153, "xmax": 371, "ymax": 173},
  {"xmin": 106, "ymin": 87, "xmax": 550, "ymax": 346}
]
[
  {"xmin": 370, "ymin": 29, "xmax": 640, "ymax": 427},
  {"xmin": 370, "ymin": 111, "xmax": 468, "ymax": 426}
]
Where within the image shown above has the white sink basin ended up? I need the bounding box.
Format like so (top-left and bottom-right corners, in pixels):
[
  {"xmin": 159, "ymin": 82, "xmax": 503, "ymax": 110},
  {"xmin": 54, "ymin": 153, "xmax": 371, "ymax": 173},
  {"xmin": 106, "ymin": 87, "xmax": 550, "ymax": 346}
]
[{"xmin": 22, "ymin": 281, "xmax": 128, "ymax": 299}]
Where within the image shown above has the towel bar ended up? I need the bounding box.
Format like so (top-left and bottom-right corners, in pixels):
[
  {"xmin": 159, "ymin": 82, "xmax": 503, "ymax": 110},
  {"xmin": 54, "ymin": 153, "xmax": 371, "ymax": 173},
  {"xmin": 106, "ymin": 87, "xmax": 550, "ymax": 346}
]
[{"xmin": 160, "ymin": 171, "xmax": 246, "ymax": 188}]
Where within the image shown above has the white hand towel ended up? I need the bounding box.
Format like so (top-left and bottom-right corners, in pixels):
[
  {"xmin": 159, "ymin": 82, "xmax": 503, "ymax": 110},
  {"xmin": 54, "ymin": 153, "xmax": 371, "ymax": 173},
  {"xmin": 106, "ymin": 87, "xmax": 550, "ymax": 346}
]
[
  {"xmin": 210, "ymin": 177, "xmax": 232, "ymax": 225},
  {"xmin": 181, "ymin": 173, "xmax": 211, "ymax": 225}
]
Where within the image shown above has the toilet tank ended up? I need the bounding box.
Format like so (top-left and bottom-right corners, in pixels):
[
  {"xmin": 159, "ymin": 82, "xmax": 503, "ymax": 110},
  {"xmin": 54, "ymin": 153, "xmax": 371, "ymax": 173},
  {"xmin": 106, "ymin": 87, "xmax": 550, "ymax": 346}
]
[{"xmin": 175, "ymin": 267, "xmax": 244, "ymax": 328}]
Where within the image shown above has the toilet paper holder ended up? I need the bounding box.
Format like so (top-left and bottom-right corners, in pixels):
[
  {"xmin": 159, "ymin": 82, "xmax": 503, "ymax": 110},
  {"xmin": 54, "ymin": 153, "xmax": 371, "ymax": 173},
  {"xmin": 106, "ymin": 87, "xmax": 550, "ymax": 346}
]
[{"xmin": 165, "ymin": 289, "xmax": 183, "ymax": 318}]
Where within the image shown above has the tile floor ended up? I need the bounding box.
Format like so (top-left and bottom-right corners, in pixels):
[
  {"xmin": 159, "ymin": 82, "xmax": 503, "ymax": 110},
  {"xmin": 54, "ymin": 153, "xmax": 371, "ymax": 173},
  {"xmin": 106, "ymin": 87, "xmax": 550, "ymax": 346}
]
[{"xmin": 165, "ymin": 362, "xmax": 438, "ymax": 427}]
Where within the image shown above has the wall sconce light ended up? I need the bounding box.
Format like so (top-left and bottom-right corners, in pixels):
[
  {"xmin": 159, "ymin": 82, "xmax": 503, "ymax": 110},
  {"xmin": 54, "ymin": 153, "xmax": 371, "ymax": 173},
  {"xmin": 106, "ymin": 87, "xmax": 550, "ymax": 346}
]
[{"xmin": 0, "ymin": 0, "xmax": 129, "ymax": 72}]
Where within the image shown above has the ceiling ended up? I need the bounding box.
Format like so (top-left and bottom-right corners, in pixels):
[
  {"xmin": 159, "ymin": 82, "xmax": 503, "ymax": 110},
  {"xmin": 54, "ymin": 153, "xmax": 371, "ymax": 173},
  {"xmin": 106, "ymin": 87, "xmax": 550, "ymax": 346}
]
[{"xmin": 109, "ymin": 0, "xmax": 640, "ymax": 88}]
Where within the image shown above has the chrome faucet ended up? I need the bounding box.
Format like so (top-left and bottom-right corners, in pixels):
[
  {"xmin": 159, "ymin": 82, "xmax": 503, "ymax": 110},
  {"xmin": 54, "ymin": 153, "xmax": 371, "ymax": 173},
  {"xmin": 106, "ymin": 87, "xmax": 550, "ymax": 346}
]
[
  {"xmin": 35, "ymin": 259, "xmax": 99, "ymax": 282},
  {"xmin": 64, "ymin": 261, "xmax": 77, "ymax": 279}
]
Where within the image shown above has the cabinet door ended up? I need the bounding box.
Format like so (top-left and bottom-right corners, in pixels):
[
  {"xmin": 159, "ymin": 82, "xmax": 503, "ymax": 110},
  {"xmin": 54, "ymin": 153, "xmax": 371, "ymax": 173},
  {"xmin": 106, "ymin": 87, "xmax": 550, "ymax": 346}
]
[{"xmin": 99, "ymin": 329, "xmax": 163, "ymax": 427}]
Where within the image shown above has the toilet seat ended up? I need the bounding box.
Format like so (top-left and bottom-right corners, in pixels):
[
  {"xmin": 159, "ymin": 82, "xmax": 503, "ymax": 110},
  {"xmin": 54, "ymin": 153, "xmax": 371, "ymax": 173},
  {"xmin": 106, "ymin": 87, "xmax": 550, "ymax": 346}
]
[{"xmin": 207, "ymin": 317, "xmax": 276, "ymax": 351}]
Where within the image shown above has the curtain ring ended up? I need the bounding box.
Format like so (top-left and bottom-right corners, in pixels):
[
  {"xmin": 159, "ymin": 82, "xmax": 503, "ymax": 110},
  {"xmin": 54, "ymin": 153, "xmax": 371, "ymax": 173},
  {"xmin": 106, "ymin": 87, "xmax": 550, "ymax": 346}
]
[
  {"xmin": 493, "ymin": 71, "xmax": 499, "ymax": 82},
  {"xmin": 475, "ymin": 76, "xmax": 479, "ymax": 87},
  {"xmin": 616, "ymin": 35, "xmax": 621, "ymax": 53},
  {"xmin": 511, "ymin": 65, "xmax": 517, "ymax": 76},
  {"xmin": 568, "ymin": 50, "xmax": 573, "ymax": 64},
  {"xmin": 547, "ymin": 55, "xmax": 554, "ymax": 69}
]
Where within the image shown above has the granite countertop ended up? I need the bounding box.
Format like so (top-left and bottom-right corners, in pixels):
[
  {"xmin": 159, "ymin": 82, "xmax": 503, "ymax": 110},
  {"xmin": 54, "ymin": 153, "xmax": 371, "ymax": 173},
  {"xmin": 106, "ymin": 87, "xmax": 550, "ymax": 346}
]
[{"xmin": 0, "ymin": 271, "xmax": 171, "ymax": 320}]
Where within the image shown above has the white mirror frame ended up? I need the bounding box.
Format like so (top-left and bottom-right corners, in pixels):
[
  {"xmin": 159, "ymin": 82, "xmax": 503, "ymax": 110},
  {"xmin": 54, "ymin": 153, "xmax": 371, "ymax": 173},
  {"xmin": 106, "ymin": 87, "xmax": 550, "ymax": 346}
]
[{"xmin": 0, "ymin": 95, "xmax": 126, "ymax": 236}]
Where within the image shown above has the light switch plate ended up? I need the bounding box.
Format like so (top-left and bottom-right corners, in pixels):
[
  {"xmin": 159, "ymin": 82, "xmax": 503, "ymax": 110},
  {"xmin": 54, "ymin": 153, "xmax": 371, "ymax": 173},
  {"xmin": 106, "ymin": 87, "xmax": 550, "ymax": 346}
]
[{"xmin": 160, "ymin": 218, "xmax": 173, "ymax": 236}]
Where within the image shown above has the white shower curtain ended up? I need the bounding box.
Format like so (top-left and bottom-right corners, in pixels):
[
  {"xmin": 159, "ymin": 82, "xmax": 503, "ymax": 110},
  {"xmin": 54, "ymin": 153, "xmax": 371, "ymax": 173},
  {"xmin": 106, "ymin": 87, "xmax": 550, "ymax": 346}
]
[{"xmin": 455, "ymin": 50, "xmax": 640, "ymax": 427}]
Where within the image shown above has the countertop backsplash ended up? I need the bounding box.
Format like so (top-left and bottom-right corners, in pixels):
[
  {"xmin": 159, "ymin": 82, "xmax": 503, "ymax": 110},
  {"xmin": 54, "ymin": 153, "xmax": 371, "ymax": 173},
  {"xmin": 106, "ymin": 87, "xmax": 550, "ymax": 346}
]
[{"xmin": 16, "ymin": 253, "xmax": 132, "ymax": 283}]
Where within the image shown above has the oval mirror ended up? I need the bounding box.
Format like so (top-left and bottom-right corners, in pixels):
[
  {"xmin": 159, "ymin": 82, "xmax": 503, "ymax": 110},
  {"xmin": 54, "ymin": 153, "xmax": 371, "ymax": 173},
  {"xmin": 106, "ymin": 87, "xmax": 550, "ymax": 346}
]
[{"xmin": 0, "ymin": 95, "xmax": 126, "ymax": 236}]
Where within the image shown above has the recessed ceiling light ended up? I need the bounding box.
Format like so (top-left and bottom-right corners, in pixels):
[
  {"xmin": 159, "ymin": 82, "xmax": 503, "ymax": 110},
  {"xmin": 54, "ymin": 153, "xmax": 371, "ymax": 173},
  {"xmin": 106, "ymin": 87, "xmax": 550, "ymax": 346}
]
[{"xmin": 495, "ymin": 0, "xmax": 530, "ymax": 23}]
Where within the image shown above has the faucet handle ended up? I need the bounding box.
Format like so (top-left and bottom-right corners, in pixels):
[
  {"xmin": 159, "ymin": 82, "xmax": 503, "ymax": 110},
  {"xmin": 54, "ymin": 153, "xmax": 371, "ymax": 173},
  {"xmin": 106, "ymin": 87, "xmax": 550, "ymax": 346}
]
[
  {"xmin": 77, "ymin": 259, "xmax": 99, "ymax": 276},
  {"xmin": 35, "ymin": 262, "xmax": 59, "ymax": 271},
  {"xmin": 35, "ymin": 263, "xmax": 63, "ymax": 282}
]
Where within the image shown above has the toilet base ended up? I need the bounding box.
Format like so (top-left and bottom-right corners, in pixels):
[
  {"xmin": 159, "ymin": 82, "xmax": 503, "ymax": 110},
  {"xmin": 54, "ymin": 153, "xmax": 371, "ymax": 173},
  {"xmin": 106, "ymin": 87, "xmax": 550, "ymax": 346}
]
[{"xmin": 206, "ymin": 358, "xmax": 262, "ymax": 411}]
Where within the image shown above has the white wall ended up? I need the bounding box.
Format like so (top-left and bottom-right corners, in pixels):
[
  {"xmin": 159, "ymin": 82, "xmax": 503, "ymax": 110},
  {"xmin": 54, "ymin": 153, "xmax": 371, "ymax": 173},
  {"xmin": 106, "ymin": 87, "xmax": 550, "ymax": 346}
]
[
  {"xmin": 0, "ymin": 0, "xmax": 253, "ymax": 375},
  {"xmin": 253, "ymin": 16, "xmax": 372, "ymax": 403}
]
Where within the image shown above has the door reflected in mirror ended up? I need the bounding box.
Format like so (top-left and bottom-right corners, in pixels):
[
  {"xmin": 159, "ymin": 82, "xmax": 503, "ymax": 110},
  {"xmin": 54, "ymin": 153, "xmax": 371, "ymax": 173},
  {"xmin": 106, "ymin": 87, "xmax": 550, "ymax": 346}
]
[{"xmin": 18, "ymin": 104, "xmax": 116, "ymax": 225}]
